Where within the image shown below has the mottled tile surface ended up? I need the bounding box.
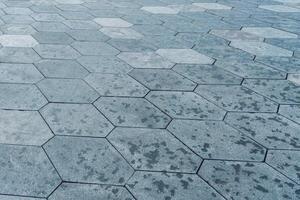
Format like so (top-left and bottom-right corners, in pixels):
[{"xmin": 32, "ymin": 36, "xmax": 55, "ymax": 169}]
[{"xmin": 1, "ymin": 0, "xmax": 300, "ymax": 199}]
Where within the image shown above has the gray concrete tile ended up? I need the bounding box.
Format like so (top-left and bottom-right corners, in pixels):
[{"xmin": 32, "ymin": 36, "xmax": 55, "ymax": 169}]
[
  {"xmin": 146, "ymin": 91, "xmax": 226, "ymax": 120},
  {"xmin": 0, "ymin": 110, "xmax": 53, "ymax": 145},
  {"xmin": 0, "ymin": 84, "xmax": 47, "ymax": 110},
  {"xmin": 94, "ymin": 97, "xmax": 171, "ymax": 128},
  {"xmin": 127, "ymin": 171, "xmax": 224, "ymax": 200},
  {"xmin": 0, "ymin": 145, "xmax": 61, "ymax": 197},
  {"xmin": 85, "ymin": 73, "xmax": 149, "ymax": 97},
  {"xmin": 279, "ymin": 104, "xmax": 300, "ymax": 124},
  {"xmin": 44, "ymin": 136, "xmax": 134, "ymax": 184},
  {"xmin": 100, "ymin": 27, "xmax": 144, "ymax": 39},
  {"xmin": 108, "ymin": 127, "xmax": 202, "ymax": 172},
  {"xmin": 195, "ymin": 85, "xmax": 278, "ymax": 112},
  {"xmin": 48, "ymin": 183, "xmax": 134, "ymax": 200},
  {"xmin": 199, "ymin": 160, "xmax": 300, "ymax": 200},
  {"xmin": 168, "ymin": 120, "xmax": 266, "ymax": 161},
  {"xmin": 37, "ymin": 78, "xmax": 99, "ymax": 103},
  {"xmin": 34, "ymin": 44, "xmax": 80, "ymax": 59},
  {"xmin": 225, "ymin": 112, "xmax": 300, "ymax": 149},
  {"xmin": 40, "ymin": 103, "xmax": 113, "ymax": 137},
  {"xmin": 243, "ymin": 79, "xmax": 300, "ymax": 104},
  {"xmin": 242, "ymin": 27, "xmax": 298, "ymax": 38},
  {"xmin": 0, "ymin": 47, "xmax": 40, "ymax": 63},
  {"xmin": 32, "ymin": 32, "xmax": 74, "ymax": 44},
  {"xmin": 173, "ymin": 64, "xmax": 242, "ymax": 84},
  {"xmin": 71, "ymin": 41, "xmax": 119, "ymax": 55},
  {"xmin": 0, "ymin": 63, "xmax": 43, "ymax": 83},
  {"xmin": 129, "ymin": 68, "xmax": 197, "ymax": 91}
]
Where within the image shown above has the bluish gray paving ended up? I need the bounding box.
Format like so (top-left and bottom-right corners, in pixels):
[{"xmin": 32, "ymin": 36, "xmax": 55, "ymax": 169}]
[{"xmin": 0, "ymin": 0, "xmax": 299, "ymax": 199}]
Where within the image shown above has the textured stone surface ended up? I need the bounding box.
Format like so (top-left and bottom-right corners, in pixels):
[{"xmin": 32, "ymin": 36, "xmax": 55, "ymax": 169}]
[{"xmin": 1, "ymin": 0, "xmax": 300, "ymax": 198}]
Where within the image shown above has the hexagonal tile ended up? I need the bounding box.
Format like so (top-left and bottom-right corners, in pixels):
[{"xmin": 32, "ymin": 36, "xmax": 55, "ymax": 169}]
[
  {"xmin": 94, "ymin": 97, "xmax": 171, "ymax": 128},
  {"xmin": 32, "ymin": 32, "xmax": 74, "ymax": 44},
  {"xmin": 77, "ymin": 56, "xmax": 132, "ymax": 73},
  {"xmin": 32, "ymin": 22, "xmax": 69, "ymax": 32},
  {"xmin": 243, "ymin": 79, "xmax": 300, "ymax": 104},
  {"xmin": 44, "ymin": 136, "xmax": 134, "ymax": 184},
  {"xmin": 225, "ymin": 112, "xmax": 300, "ymax": 149},
  {"xmin": 0, "ymin": 145, "xmax": 61, "ymax": 197},
  {"xmin": 35, "ymin": 59, "xmax": 89, "ymax": 78},
  {"xmin": 127, "ymin": 172, "xmax": 224, "ymax": 200},
  {"xmin": 259, "ymin": 5, "xmax": 300, "ymax": 12},
  {"xmin": 288, "ymin": 74, "xmax": 300, "ymax": 85},
  {"xmin": 168, "ymin": 120, "xmax": 266, "ymax": 161},
  {"xmin": 85, "ymin": 73, "xmax": 149, "ymax": 97},
  {"xmin": 0, "ymin": 63, "xmax": 43, "ymax": 83},
  {"xmin": 156, "ymin": 49, "xmax": 214, "ymax": 64},
  {"xmin": 146, "ymin": 91, "xmax": 226, "ymax": 120},
  {"xmin": 255, "ymin": 56, "xmax": 300, "ymax": 73},
  {"xmin": 100, "ymin": 27, "xmax": 143, "ymax": 39},
  {"xmin": 0, "ymin": 84, "xmax": 47, "ymax": 110},
  {"xmin": 118, "ymin": 52, "xmax": 174, "ymax": 69},
  {"xmin": 242, "ymin": 27, "xmax": 298, "ymax": 38},
  {"xmin": 199, "ymin": 160, "xmax": 300, "ymax": 200},
  {"xmin": 31, "ymin": 13, "xmax": 64, "ymax": 22},
  {"xmin": 0, "ymin": 110, "xmax": 53, "ymax": 145},
  {"xmin": 210, "ymin": 29, "xmax": 263, "ymax": 42},
  {"xmin": 129, "ymin": 68, "xmax": 197, "ymax": 91},
  {"xmin": 0, "ymin": 196, "xmax": 44, "ymax": 200},
  {"xmin": 215, "ymin": 59, "xmax": 286, "ymax": 79},
  {"xmin": 141, "ymin": 6, "xmax": 179, "ymax": 14},
  {"xmin": 40, "ymin": 103, "xmax": 113, "ymax": 137},
  {"xmin": 34, "ymin": 44, "xmax": 80, "ymax": 59},
  {"xmin": 0, "ymin": 47, "xmax": 40, "ymax": 63},
  {"xmin": 173, "ymin": 64, "xmax": 242, "ymax": 84},
  {"xmin": 108, "ymin": 127, "xmax": 202, "ymax": 172},
  {"xmin": 0, "ymin": 35, "xmax": 38, "ymax": 47},
  {"xmin": 37, "ymin": 79, "xmax": 99, "ymax": 103},
  {"xmin": 94, "ymin": 18, "xmax": 132, "ymax": 27},
  {"xmin": 63, "ymin": 20, "xmax": 99, "ymax": 30},
  {"xmin": 230, "ymin": 41, "xmax": 293, "ymax": 57},
  {"xmin": 48, "ymin": 183, "xmax": 134, "ymax": 200},
  {"xmin": 67, "ymin": 29, "xmax": 109, "ymax": 41},
  {"xmin": 0, "ymin": 24, "xmax": 37, "ymax": 35},
  {"xmin": 195, "ymin": 85, "xmax": 278, "ymax": 112},
  {"xmin": 279, "ymin": 104, "xmax": 300, "ymax": 124},
  {"xmin": 71, "ymin": 41, "xmax": 119, "ymax": 56},
  {"xmin": 193, "ymin": 3, "xmax": 232, "ymax": 10}
]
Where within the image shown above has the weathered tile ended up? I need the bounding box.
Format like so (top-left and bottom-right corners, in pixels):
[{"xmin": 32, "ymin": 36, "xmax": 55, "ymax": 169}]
[
  {"xmin": 0, "ymin": 47, "xmax": 40, "ymax": 63},
  {"xmin": 44, "ymin": 136, "xmax": 134, "ymax": 184},
  {"xmin": 0, "ymin": 110, "xmax": 53, "ymax": 145},
  {"xmin": 100, "ymin": 27, "xmax": 143, "ymax": 39},
  {"xmin": 0, "ymin": 145, "xmax": 61, "ymax": 197},
  {"xmin": 199, "ymin": 160, "xmax": 300, "ymax": 200},
  {"xmin": 94, "ymin": 18, "xmax": 132, "ymax": 27},
  {"xmin": 156, "ymin": 49, "xmax": 214, "ymax": 64},
  {"xmin": 85, "ymin": 73, "xmax": 148, "ymax": 97},
  {"xmin": 77, "ymin": 56, "xmax": 132, "ymax": 73},
  {"xmin": 0, "ymin": 196, "xmax": 45, "ymax": 200},
  {"xmin": 31, "ymin": 13, "xmax": 64, "ymax": 22},
  {"xmin": 108, "ymin": 38, "xmax": 156, "ymax": 51},
  {"xmin": 63, "ymin": 20, "xmax": 99, "ymax": 30},
  {"xmin": 195, "ymin": 85, "xmax": 278, "ymax": 112},
  {"xmin": 230, "ymin": 41, "xmax": 293, "ymax": 57},
  {"xmin": 32, "ymin": 22, "xmax": 69, "ymax": 32},
  {"xmin": 118, "ymin": 52, "xmax": 174, "ymax": 69},
  {"xmin": 146, "ymin": 91, "xmax": 226, "ymax": 120},
  {"xmin": 0, "ymin": 63, "xmax": 43, "ymax": 83},
  {"xmin": 225, "ymin": 112, "xmax": 300, "ymax": 149},
  {"xmin": 141, "ymin": 6, "xmax": 179, "ymax": 14},
  {"xmin": 287, "ymin": 74, "xmax": 300, "ymax": 85},
  {"xmin": 193, "ymin": 3, "xmax": 232, "ymax": 10},
  {"xmin": 67, "ymin": 29, "xmax": 109, "ymax": 41},
  {"xmin": 173, "ymin": 64, "xmax": 242, "ymax": 84},
  {"xmin": 0, "ymin": 84, "xmax": 47, "ymax": 110},
  {"xmin": 266, "ymin": 150, "xmax": 300, "ymax": 184},
  {"xmin": 0, "ymin": 24, "xmax": 36, "ymax": 35},
  {"xmin": 0, "ymin": 34, "xmax": 38, "ymax": 47},
  {"xmin": 168, "ymin": 120, "xmax": 266, "ymax": 161},
  {"xmin": 215, "ymin": 59, "xmax": 286, "ymax": 79},
  {"xmin": 32, "ymin": 32, "xmax": 74, "ymax": 44},
  {"xmin": 108, "ymin": 127, "xmax": 202, "ymax": 172},
  {"xmin": 129, "ymin": 68, "xmax": 196, "ymax": 91},
  {"xmin": 41, "ymin": 103, "xmax": 113, "ymax": 137},
  {"xmin": 242, "ymin": 27, "xmax": 298, "ymax": 38},
  {"xmin": 243, "ymin": 79, "xmax": 300, "ymax": 104},
  {"xmin": 210, "ymin": 29, "xmax": 263, "ymax": 41},
  {"xmin": 94, "ymin": 97, "xmax": 171, "ymax": 128},
  {"xmin": 37, "ymin": 79, "xmax": 99, "ymax": 103},
  {"xmin": 132, "ymin": 25, "xmax": 176, "ymax": 36},
  {"xmin": 71, "ymin": 41, "xmax": 119, "ymax": 55},
  {"xmin": 255, "ymin": 56, "xmax": 300, "ymax": 73},
  {"xmin": 48, "ymin": 183, "xmax": 134, "ymax": 200},
  {"xmin": 259, "ymin": 5, "xmax": 300, "ymax": 12},
  {"xmin": 279, "ymin": 104, "xmax": 300, "ymax": 124},
  {"xmin": 127, "ymin": 172, "xmax": 224, "ymax": 200},
  {"xmin": 35, "ymin": 59, "xmax": 89, "ymax": 78},
  {"xmin": 34, "ymin": 44, "xmax": 80, "ymax": 59}
]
